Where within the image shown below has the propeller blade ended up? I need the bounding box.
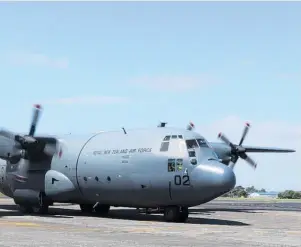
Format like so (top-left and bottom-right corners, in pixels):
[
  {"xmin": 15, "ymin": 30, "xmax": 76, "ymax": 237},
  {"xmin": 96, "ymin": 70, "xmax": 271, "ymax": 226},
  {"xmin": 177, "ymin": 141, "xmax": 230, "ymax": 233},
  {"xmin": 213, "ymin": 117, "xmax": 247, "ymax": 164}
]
[
  {"xmin": 0, "ymin": 129, "xmax": 16, "ymax": 140},
  {"xmin": 29, "ymin": 104, "xmax": 42, "ymax": 136},
  {"xmin": 242, "ymin": 154, "xmax": 257, "ymax": 169},
  {"xmin": 238, "ymin": 122, "xmax": 250, "ymax": 146},
  {"xmin": 43, "ymin": 143, "xmax": 58, "ymax": 156},
  {"xmin": 243, "ymin": 146, "xmax": 296, "ymax": 153},
  {"xmin": 218, "ymin": 133, "xmax": 236, "ymax": 150},
  {"xmin": 228, "ymin": 161, "xmax": 236, "ymax": 169}
]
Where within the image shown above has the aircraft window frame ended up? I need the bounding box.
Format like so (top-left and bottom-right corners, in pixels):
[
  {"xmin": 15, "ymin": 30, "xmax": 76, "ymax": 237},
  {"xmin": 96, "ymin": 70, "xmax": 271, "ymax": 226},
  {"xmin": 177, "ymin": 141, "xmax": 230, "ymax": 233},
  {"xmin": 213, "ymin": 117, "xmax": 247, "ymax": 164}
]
[
  {"xmin": 186, "ymin": 139, "xmax": 198, "ymax": 149},
  {"xmin": 188, "ymin": 150, "xmax": 196, "ymax": 157},
  {"xmin": 176, "ymin": 159, "xmax": 183, "ymax": 171},
  {"xmin": 171, "ymin": 135, "xmax": 177, "ymax": 139},
  {"xmin": 168, "ymin": 159, "xmax": 176, "ymax": 172},
  {"xmin": 190, "ymin": 158, "xmax": 197, "ymax": 165},
  {"xmin": 163, "ymin": 135, "xmax": 171, "ymax": 141},
  {"xmin": 196, "ymin": 138, "xmax": 209, "ymax": 148},
  {"xmin": 160, "ymin": 141, "xmax": 170, "ymax": 152}
]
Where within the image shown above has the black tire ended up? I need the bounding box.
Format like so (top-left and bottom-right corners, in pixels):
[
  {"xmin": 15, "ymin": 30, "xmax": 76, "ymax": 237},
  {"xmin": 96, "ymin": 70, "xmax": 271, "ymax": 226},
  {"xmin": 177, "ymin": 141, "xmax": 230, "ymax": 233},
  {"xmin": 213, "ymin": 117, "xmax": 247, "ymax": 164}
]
[
  {"xmin": 164, "ymin": 206, "xmax": 180, "ymax": 222},
  {"xmin": 94, "ymin": 204, "xmax": 110, "ymax": 216},
  {"xmin": 32, "ymin": 205, "xmax": 49, "ymax": 214},
  {"xmin": 177, "ymin": 207, "xmax": 189, "ymax": 223},
  {"xmin": 80, "ymin": 204, "xmax": 94, "ymax": 213},
  {"xmin": 18, "ymin": 204, "xmax": 33, "ymax": 214}
]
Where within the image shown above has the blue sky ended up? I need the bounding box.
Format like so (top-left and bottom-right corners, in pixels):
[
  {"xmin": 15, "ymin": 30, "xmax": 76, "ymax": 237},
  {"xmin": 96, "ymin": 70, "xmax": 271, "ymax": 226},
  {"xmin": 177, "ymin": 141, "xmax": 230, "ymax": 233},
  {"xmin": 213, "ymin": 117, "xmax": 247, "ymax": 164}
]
[{"xmin": 0, "ymin": 2, "xmax": 300, "ymax": 191}]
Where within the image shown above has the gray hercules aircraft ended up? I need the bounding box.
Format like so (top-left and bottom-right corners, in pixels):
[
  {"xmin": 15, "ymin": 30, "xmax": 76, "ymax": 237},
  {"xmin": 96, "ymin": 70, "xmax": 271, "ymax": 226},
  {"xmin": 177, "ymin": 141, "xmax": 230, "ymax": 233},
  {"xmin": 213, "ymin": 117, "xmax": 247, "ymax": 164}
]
[{"xmin": 0, "ymin": 105, "xmax": 296, "ymax": 222}]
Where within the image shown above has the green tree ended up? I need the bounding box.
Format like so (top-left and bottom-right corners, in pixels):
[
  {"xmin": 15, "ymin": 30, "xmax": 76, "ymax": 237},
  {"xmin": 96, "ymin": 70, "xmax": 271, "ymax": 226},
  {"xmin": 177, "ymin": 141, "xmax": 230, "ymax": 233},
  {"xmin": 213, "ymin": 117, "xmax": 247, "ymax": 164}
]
[
  {"xmin": 278, "ymin": 190, "xmax": 301, "ymax": 199},
  {"xmin": 237, "ymin": 190, "xmax": 248, "ymax": 198},
  {"xmin": 292, "ymin": 191, "xmax": 301, "ymax": 199}
]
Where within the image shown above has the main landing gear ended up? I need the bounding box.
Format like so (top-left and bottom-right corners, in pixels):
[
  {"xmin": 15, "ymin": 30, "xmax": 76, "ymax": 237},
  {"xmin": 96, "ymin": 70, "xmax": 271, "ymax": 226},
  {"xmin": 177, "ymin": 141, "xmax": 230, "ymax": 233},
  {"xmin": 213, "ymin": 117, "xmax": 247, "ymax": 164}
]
[
  {"xmin": 18, "ymin": 203, "xmax": 49, "ymax": 214},
  {"xmin": 163, "ymin": 206, "xmax": 189, "ymax": 223},
  {"xmin": 80, "ymin": 203, "xmax": 110, "ymax": 216},
  {"xmin": 17, "ymin": 192, "xmax": 49, "ymax": 215}
]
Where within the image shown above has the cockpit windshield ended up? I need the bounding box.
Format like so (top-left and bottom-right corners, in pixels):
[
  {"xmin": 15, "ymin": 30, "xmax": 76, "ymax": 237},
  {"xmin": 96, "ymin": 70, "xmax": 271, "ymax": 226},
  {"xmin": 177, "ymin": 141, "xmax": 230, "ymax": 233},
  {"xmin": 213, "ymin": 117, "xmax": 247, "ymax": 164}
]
[
  {"xmin": 196, "ymin": 138, "xmax": 210, "ymax": 148},
  {"xmin": 185, "ymin": 138, "xmax": 210, "ymax": 149},
  {"xmin": 185, "ymin": 139, "xmax": 198, "ymax": 149}
]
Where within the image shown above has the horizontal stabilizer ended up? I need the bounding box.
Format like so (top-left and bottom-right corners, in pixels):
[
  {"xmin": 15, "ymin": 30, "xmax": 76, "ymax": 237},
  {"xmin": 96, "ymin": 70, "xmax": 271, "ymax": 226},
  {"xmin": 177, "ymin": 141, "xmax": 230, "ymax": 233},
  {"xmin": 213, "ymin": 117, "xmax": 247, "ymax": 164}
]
[{"xmin": 241, "ymin": 146, "xmax": 295, "ymax": 153}]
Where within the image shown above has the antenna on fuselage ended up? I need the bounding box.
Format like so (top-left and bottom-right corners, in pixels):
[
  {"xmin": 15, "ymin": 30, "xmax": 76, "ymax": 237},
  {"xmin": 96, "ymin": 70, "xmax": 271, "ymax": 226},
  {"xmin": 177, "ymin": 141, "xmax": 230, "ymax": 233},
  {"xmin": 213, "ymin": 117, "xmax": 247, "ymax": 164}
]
[
  {"xmin": 122, "ymin": 127, "xmax": 127, "ymax": 134},
  {"xmin": 158, "ymin": 122, "xmax": 167, "ymax": 127}
]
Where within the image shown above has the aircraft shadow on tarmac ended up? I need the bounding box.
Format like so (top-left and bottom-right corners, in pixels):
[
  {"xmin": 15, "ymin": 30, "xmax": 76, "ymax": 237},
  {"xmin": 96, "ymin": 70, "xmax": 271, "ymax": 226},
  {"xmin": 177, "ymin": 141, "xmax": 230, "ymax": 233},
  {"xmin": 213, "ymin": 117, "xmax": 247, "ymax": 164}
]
[
  {"xmin": 189, "ymin": 208, "xmax": 257, "ymax": 214},
  {"xmin": 0, "ymin": 204, "xmax": 249, "ymax": 226}
]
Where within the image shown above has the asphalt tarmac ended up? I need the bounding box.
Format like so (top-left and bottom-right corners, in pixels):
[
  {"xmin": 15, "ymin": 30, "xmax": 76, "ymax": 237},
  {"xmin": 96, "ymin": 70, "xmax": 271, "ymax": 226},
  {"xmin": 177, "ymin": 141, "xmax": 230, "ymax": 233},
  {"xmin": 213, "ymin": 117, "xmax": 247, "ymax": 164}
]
[{"xmin": 0, "ymin": 197, "xmax": 300, "ymax": 247}]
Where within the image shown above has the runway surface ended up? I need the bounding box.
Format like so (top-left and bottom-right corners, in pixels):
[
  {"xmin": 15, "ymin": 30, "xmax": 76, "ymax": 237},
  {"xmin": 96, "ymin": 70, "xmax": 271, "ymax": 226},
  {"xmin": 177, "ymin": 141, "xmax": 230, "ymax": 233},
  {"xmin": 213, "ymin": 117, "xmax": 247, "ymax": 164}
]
[{"xmin": 0, "ymin": 197, "xmax": 301, "ymax": 247}]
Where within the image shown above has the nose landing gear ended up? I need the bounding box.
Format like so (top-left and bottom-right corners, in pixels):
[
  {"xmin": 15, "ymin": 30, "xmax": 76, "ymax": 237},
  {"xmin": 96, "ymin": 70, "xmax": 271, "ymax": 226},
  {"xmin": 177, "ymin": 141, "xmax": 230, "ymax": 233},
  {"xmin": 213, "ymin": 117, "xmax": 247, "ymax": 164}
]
[{"xmin": 163, "ymin": 206, "xmax": 189, "ymax": 223}]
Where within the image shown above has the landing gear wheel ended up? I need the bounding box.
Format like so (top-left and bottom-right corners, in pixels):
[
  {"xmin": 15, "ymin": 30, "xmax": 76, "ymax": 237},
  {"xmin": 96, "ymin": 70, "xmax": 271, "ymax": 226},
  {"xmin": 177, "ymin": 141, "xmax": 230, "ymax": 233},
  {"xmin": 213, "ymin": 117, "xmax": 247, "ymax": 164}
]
[
  {"xmin": 94, "ymin": 204, "xmax": 110, "ymax": 216},
  {"xmin": 32, "ymin": 192, "xmax": 49, "ymax": 214},
  {"xmin": 18, "ymin": 204, "xmax": 33, "ymax": 214},
  {"xmin": 164, "ymin": 206, "xmax": 189, "ymax": 223},
  {"xmin": 178, "ymin": 207, "xmax": 189, "ymax": 223},
  {"xmin": 17, "ymin": 192, "xmax": 50, "ymax": 215},
  {"xmin": 80, "ymin": 204, "xmax": 94, "ymax": 213},
  {"xmin": 32, "ymin": 204, "xmax": 49, "ymax": 214}
]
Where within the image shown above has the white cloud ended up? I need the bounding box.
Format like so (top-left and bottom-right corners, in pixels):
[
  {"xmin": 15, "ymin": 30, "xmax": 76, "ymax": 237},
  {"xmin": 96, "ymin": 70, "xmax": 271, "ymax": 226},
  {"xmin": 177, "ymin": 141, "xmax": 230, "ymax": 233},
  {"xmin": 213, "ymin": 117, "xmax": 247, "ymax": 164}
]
[
  {"xmin": 44, "ymin": 96, "xmax": 129, "ymax": 105},
  {"xmin": 194, "ymin": 116, "xmax": 301, "ymax": 191},
  {"xmin": 129, "ymin": 74, "xmax": 219, "ymax": 91},
  {"xmin": 6, "ymin": 51, "xmax": 69, "ymax": 69}
]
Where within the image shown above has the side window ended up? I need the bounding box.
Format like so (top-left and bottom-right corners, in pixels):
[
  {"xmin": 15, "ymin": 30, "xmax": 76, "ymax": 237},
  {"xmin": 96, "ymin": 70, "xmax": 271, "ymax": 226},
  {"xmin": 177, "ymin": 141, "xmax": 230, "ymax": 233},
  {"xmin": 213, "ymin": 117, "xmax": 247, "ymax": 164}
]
[
  {"xmin": 176, "ymin": 159, "xmax": 183, "ymax": 171},
  {"xmin": 186, "ymin": 139, "xmax": 198, "ymax": 149},
  {"xmin": 160, "ymin": 135, "xmax": 171, "ymax": 152},
  {"xmin": 188, "ymin": 150, "xmax": 196, "ymax": 157},
  {"xmin": 168, "ymin": 159, "xmax": 175, "ymax": 172},
  {"xmin": 160, "ymin": 142, "xmax": 169, "ymax": 152}
]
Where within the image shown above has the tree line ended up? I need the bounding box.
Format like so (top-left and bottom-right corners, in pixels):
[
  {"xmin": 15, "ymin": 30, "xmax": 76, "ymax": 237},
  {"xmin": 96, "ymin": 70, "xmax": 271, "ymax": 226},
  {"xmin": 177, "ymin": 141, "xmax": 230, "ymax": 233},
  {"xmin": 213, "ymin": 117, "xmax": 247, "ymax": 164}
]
[{"xmin": 221, "ymin": 185, "xmax": 301, "ymax": 199}]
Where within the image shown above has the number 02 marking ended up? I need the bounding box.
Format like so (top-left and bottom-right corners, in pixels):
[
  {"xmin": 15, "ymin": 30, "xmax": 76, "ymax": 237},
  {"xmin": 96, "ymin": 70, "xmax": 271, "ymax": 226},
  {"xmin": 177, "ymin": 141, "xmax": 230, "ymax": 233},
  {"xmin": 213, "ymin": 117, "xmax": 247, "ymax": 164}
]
[{"xmin": 174, "ymin": 175, "xmax": 190, "ymax": 186}]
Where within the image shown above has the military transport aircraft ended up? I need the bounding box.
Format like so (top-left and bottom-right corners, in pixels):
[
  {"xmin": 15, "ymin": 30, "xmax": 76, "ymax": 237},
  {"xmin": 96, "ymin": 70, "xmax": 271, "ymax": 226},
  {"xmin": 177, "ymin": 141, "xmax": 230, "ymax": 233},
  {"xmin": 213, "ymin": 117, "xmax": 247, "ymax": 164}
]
[{"xmin": 0, "ymin": 105, "xmax": 296, "ymax": 222}]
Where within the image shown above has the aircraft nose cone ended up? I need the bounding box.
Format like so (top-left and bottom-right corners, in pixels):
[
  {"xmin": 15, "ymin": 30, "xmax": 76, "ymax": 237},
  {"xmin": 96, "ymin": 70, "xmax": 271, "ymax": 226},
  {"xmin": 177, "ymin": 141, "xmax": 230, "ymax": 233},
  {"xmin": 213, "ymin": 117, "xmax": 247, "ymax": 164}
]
[{"xmin": 191, "ymin": 161, "xmax": 236, "ymax": 196}]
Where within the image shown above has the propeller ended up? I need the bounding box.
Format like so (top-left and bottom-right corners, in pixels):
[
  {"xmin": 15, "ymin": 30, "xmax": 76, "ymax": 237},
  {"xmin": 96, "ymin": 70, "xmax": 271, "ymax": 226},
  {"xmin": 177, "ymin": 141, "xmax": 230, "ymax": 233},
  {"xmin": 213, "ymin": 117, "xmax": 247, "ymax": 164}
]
[
  {"xmin": 0, "ymin": 104, "xmax": 47, "ymax": 163},
  {"xmin": 218, "ymin": 122, "xmax": 257, "ymax": 169},
  {"xmin": 187, "ymin": 122, "xmax": 195, "ymax": 131}
]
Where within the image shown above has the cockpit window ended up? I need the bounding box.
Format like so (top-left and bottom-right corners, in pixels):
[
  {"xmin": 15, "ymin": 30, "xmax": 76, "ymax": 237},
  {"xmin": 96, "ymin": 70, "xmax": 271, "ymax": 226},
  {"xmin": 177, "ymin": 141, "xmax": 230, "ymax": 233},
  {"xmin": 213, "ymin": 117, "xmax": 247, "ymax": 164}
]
[
  {"xmin": 196, "ymin": 138, "xmax": 209, "ymax": 148},
  {"xmin": 163, "ymin": 135, "xmax": 170, "ymax": 141},
  {"xmin": 185, "ymin": 139, "xmax": 198, "ymax": 149},
  {"xmin": 178, "ymin": 135, "xmax": 183, "ymax": 139},
  {"xmin": 160, "ymin": 142, "xmax": 169, "ymax": 152},
  {"xmin": 171, "ymin": 135, "xmax": 177, "ymax": 139}
]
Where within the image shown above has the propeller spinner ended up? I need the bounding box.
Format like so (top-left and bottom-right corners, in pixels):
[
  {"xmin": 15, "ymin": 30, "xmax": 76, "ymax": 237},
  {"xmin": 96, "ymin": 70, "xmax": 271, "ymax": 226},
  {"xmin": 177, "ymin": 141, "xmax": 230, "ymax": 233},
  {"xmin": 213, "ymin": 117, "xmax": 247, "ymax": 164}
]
[{"xmin": 218, "ymin": 122, "xmax": 257, "ymax": 169}]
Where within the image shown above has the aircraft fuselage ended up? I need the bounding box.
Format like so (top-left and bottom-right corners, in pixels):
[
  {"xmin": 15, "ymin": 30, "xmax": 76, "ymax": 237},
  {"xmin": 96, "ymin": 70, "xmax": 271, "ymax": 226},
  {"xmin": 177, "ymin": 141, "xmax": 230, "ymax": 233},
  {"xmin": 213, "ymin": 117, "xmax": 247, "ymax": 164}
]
[{"xmin": 0, "ymin": 127, "xmax": 236, "ymax": 208}]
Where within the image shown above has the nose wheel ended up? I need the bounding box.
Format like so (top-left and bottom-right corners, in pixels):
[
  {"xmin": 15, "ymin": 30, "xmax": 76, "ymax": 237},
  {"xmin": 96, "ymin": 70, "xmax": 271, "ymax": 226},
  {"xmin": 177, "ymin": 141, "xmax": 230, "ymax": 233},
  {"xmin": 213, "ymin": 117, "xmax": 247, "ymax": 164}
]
[
  {"xmin": 79, "ymin": 203, "xmax": 110, "ymax": 216},
  {"xmin": 164, "ymin": 206, "xmax": 189, "ymax": 222}
]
